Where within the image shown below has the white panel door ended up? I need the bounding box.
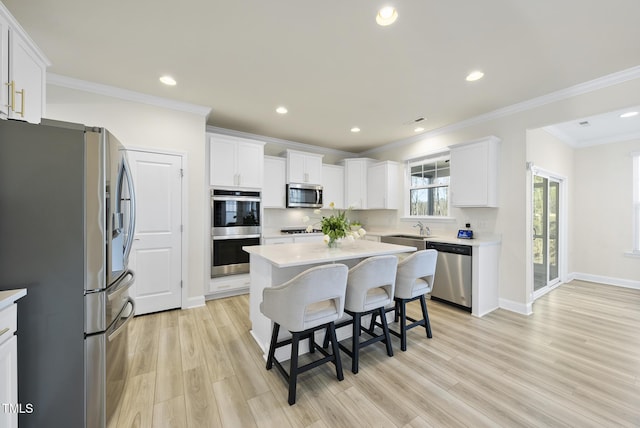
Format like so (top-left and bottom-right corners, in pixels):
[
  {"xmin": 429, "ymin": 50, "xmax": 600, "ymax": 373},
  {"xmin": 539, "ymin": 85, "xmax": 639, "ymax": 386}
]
[{"xmin": 127, "ymin": 150, "xmax": 182, "ymax": 315}]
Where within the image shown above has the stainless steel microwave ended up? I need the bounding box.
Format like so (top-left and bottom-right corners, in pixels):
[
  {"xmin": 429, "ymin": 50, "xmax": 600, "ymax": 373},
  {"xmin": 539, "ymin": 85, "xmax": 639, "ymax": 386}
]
[{"xmin": 286, "ymin": 183, "xmax": 323, "ymax": 208}]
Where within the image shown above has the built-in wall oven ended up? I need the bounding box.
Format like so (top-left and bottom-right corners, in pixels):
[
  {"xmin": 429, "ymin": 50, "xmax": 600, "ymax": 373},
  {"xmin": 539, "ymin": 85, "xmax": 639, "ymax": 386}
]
[{"xmin": 211, "ymin": 189, "xmax": 261, "ymax": 277}]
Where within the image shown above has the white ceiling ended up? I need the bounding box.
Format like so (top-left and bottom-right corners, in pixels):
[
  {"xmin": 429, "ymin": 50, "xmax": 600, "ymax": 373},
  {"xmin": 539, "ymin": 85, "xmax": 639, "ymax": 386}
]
[
  {"xmin": 544, "ymin": 106, "xmax": 640, "ymax": 148},
  {"xmin": 4, "ymin": 0, "xmax": 640, "ymax": 152}
]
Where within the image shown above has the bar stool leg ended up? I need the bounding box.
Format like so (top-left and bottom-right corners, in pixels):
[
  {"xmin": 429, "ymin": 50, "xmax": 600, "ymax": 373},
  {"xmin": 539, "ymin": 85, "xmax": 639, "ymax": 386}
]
[
  {"xmin": 288, "ymin": 332, "xmax": 300, "ymax": 405},
  {"xmin": 399, "ymin": 300, "xmax": 408, "ymax": 352},
  {"xmin": 420, "ymin": 295, "xmax": 432, "ymax": 338},
  {"xmin": 266, "ymin": 323, "xmax": 280, "ymax": 370},
  {"xmin": 379, "ymin": 307, "xmax": 393, "ymax": 357},
  {"xmin": 351, "ymin": 313, "xmax": 361, "ymax": 374},
  {"xmin": 328, "ymin": 323, "xmax": 344, "ymax": 381}
]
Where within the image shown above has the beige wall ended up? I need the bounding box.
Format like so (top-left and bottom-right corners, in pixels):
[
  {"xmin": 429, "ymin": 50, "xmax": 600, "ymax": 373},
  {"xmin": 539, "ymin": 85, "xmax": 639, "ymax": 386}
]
[
  {"xmin": 46, "ymin": 85, "xmax": 208, "ymax": 302},
  {"xmin": 573, "ymin": 138, "xmax": 640, "ymax": 282}
]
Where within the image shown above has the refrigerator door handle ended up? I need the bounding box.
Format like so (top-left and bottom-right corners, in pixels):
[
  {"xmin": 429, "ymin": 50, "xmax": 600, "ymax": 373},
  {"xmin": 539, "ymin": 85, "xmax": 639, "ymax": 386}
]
[
  {"xmin": 107, "ymin": 298, "xmax": 135, "ymax": 342},
  {"xmin": 122, "ymin": 155, "xmax": 137, "ymax": 263},
  {"xmin": 107, "ymin": 270, "xmax": 135, "ymax": 301}
]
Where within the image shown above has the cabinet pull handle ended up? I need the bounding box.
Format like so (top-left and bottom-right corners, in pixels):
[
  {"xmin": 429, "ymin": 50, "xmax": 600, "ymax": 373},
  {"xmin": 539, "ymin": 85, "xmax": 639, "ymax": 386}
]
[
  {"xmin": 0, "ymin": 327, "xmax": 9, "ymax": 337},
  {"xmin": 5, "ymin": 80, "xmax": 15, "ymax": 111},
  {"xmin": 16, "ymin": 88, "xmax": 25, "ymax": 117}
]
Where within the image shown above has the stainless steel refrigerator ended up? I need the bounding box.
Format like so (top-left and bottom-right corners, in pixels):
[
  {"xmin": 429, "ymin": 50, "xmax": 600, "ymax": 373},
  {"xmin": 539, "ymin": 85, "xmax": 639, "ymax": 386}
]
[{"xmin": 0, "ymin": 118, "xmax": 136, "ymax": 428}]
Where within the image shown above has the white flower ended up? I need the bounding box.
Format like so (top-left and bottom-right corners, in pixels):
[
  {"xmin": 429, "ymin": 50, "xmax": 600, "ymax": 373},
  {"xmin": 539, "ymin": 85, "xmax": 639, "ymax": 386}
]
[
  {"xmin": 305, "ymin": 225, "xmax": 313, "ymax": 233},
  {"xmin": 302, "ymin": 215, "xmax": 310, "ymax": 223},
  {"xmin": 358, "ymin": 228, "xmax": 367, "ymax": 237},
  {"xmin": 323, "ymin": 235, "xmax": 330, "ymax": 244},
  {"xmin": 313, "ymin": 209, "xmax": 322, "ymax": 215}
]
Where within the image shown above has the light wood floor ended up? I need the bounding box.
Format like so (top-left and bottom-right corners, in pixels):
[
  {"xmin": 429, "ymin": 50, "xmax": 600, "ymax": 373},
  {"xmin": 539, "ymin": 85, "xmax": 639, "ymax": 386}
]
[{"xmin": 111, "ymin": 280, "xmax": 640, "ymax": 427}]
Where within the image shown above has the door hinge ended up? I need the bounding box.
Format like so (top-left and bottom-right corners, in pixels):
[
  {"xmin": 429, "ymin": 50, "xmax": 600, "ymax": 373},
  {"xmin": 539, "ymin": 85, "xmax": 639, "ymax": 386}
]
[
  {"xmin": 180, "ymin": 224, "xmax": 184, "ymax": 232},
  {"xmin": 180, "ymin": 168, "xmax": 184, "ymax": 177},
  {"xmin": 180, "ymin": 280, "xmax": 183, "ymax": 289}
]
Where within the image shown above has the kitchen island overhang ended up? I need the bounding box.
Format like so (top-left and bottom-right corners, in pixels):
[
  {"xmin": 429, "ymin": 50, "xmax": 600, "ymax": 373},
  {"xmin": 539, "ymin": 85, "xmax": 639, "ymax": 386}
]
[{"xmin": 243, "ymin": 240, "xmax": 417, "ymax": 360}]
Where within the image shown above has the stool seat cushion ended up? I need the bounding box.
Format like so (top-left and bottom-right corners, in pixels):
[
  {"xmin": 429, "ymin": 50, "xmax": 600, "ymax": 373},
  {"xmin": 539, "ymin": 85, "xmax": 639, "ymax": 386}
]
[
  {"xmin": 305, "ymin": 299, "xmax": 339, "ymax": 325},
  {"xmin": 363, "ymin": 287, "xmax": 392, "ymax": 311}
]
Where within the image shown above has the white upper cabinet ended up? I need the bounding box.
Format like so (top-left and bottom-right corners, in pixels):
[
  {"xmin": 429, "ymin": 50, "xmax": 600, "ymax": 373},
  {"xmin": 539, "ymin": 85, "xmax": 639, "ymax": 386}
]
[
  {"xmin": 450, "ymin": 136, "xmax": 501, "ymax": 207},
  {"xmin": 322, "ymin": 164, "xmax": 344, "ymax": 209},
  {"xmin": 341, "ymin": 158, "xmax": 374, "ymax": 209},
  {"xmin": 286, "ymin": 149, "xmax": 323, "ymax": 184},
  {"xmin": 0, "ymin": 3, "xmax": 49, "ymax": 123},
  {"xmin": 367, "ymin": 161, "xmax": 399, "ymax": 209},
  {"xmin": 209, "ymin": 134, "xmax": 265, "ymax": 189},
  {"xmin": 263, "ymin": 156, "xmax": 286, "ymax": 208}
]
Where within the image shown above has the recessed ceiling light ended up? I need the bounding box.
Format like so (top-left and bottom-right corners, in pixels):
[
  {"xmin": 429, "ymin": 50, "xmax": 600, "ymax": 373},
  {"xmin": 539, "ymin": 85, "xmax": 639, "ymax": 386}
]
[
  {"xmin": 620, "ymin": 111, "xmax": 639, "ymax": 118},
  {"xmin": 414, "ymin": 127, "xmax": 425, "ymax": 133},
  {"xmin": 376, "ymin": 6, "xmax": 398, "ymax": 26},
  {"xmin": 159, "ymin": 75, "xmax": 177, "ymax": 86},
  {"xmin": 465, "ymin": 71, "xmax": 484, "ymax": 82},
  {"xmin": 276, "ymin": 106, "xmax": 288, "ymax": 114},
  {"xmin": 351, "ymin": 127, "xmax": 361, "ymax": 133}
]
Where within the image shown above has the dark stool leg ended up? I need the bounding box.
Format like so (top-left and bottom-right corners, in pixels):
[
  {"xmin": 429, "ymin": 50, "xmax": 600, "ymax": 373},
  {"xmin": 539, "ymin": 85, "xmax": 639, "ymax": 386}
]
[
  {"xmin": 379, "ymin": 307, "xmax": 393, "ymax": 357},
  {"xmin": 288, "ymin": 332, "xmax": 300, "ymax": 405},
  {"xmin": 308, "ymin": 331, "xmax": 316, "ymax": 353},
  {"xmin": 399, "ymin": 299, "xmax": 407, "ymax": 352},
  {"xmin": 420, "ymin": 295, "xmax": 432, "ymax": 338},
  {"xmin": 328, "ymin": 322, "xmax": 344, "ymax": 381},
  {"xmin": 351, "ymin": 313, "xmax": 361, "ymax": 374},
  {"xmin": 266, "ymin": 323, "xmax": 280, "ymax": 370}
]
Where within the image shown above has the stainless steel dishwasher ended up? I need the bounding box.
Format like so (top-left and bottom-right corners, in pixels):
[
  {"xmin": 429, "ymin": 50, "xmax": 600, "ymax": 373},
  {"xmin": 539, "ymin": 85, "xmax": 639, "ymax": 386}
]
[{"xmin": 426, "ymin": 241, "xmax": 472, "ymax": 312}]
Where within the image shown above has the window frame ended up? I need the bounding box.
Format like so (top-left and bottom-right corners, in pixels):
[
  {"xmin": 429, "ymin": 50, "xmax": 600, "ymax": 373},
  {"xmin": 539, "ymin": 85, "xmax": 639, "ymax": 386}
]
[{"xmin": 404, "ymin": 152, "xmax": 453, "ymax": 220}]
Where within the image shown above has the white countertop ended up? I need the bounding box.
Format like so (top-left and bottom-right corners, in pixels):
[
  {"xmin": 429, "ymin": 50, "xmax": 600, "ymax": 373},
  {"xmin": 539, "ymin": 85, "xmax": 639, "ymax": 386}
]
[
  {"xmin": 365, "ymin": 229, "xmax": 501, "ymax": 247},
  {"xmin": 244, "ymin": 239, "xmax": 416, "ymax": 268},
  {"xmin": 0, "ymin": 288, "xmax": 27, "ymax": 311}
]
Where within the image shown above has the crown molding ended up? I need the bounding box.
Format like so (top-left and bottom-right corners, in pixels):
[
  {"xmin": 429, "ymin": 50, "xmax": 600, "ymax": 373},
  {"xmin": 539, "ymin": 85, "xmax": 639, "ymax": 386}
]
[
  {"xmin": 206, "ymin": 125, "xmax": 357, "ymax": 158},
  {"xmin": 47, "ymin": 73, "xmax": 212, "ymax": 117},
  {"xmin": 361, "ymin": 65, "xmax": 640, "ymax": 156}
]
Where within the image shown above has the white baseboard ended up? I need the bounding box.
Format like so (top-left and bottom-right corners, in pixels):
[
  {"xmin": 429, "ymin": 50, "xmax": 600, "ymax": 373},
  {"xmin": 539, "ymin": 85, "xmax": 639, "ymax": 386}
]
[
  {"xmin": 205, "ymin": 287, "xmax": 249, "ymax": 300},
  {"xmin": 571, "ymin": 272, "xmax": 640, "ymax": 290},
  {"xmin": 499, "ymin": 298, "xmax": 532, "ymax": 316},
  {"xmin": 183, "ymin": 295, "xmax": 206, "ymax": 309}
]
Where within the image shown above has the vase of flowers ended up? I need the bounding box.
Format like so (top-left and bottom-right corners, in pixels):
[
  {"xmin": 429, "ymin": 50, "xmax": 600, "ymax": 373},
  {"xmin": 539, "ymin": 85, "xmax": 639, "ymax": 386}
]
[{"xmin": 303, "ymin": 202, "xmax": 366, "ymax": 248}]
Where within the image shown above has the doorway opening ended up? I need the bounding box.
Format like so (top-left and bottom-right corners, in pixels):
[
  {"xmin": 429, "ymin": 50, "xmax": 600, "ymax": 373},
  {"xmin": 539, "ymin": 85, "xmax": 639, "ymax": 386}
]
[{"xmin": 532, "ymin": 170, "xmax": 563, "ymax": 298}]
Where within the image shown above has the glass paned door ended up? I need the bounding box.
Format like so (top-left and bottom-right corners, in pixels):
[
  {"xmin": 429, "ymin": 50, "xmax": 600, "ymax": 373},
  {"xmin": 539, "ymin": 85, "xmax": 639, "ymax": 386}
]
[{"xmin": 533, "ymin": 174, "xmax": 560, "ymax": 291}]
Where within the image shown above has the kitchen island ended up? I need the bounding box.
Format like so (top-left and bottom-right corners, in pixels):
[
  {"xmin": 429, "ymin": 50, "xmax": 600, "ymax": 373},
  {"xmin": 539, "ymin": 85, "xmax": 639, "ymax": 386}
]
[{"xmin": 243, "ymin": 240, "xmax": 416, "ymax": 360}]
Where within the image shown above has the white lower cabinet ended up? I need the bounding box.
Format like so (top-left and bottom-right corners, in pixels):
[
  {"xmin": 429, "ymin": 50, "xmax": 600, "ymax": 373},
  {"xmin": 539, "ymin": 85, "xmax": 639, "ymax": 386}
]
[
  {"xmin": 0, "ymin": 303, "xmax": 18, "ymax": 428},
  {"xmin": 209, "ymin": 274, "xmax": 251, "ymax": 296}
]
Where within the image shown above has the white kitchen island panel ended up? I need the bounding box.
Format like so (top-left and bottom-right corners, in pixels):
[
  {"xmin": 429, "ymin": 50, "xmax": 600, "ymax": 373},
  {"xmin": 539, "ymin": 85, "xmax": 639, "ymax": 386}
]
[{"xmin": 244, "ymin": 240, "xmax": 416, "ymax": 360}]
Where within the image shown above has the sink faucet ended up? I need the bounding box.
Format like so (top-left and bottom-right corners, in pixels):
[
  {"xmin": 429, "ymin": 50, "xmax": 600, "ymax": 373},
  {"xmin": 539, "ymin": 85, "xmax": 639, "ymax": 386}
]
[{"xmin": 413, "ymin": 222, "xmax": 430, "ymax": 236}]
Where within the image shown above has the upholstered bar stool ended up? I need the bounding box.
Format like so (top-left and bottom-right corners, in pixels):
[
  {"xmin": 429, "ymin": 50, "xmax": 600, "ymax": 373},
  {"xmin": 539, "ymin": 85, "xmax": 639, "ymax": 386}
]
[
  {"xmin": 329, "ymin": 255, "xmax": 398, "ymax": 374},
  {"xmin": 386, "ymin": 249, "xmax": 438, "ymax": 351},
  {"xmin": 260, "ymin": 263, "xmax": 348, "ymax": 405}
]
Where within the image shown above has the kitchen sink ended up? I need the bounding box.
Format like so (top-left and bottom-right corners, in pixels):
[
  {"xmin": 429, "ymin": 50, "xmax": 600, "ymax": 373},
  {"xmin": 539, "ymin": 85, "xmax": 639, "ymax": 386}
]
[{"xmin": 380, "ymin": 234, "xmax": 427, "ymax": 250}]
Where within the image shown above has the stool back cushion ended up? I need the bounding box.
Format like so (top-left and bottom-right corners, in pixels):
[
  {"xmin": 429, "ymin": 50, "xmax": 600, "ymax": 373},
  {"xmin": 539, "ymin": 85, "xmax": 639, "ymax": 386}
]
[
  {"xmin": 395, "ymin": 249, "xmax": 438, "ymax": 299},
  {"xmin": 260, "ymin": 264, "xmax": 349, "ymax": 332},
  {"xmin": 345, "ymin": 255, "xmax": 398, "ymax": 312}
]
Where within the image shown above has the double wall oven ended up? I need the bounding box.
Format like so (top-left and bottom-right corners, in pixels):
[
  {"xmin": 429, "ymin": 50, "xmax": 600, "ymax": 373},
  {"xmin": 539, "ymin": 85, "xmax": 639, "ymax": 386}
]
[{"xmin": 211, "ymin": 189, "xmax": 261, "ymax": 277}]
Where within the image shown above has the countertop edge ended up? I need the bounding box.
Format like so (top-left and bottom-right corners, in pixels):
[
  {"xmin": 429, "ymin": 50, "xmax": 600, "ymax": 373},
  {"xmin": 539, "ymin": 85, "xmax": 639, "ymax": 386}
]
[
  {"xmin": 365, "ymin": 230, "xmax": 502, "ymax": 247},
  {"xmin": 0, "ymin": 288, "xmax": 27, "ymax": 311}
]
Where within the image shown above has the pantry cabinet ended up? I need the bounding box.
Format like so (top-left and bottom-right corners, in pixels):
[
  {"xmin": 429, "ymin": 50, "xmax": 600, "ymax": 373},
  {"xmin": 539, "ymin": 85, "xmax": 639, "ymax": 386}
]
[
  {"xmin": 450, "ymin": 136, "xmax": 501, "ymax": 207},
  {"xmin": 209, "ymin": 134, "xmax": 264, "ymax": 189},
  {"xmin": 367, "ymin": 161, "xmax": 399, "ymax": 209},
  {"xmin": 263, "ymin": 156, "xmax": 286, "ymax": 208},
  {"xmin": 341, "ymin": 158, "xmax": 374, "ymax": 209},
  {"xmin": 0, "ymin": 3, "xmax": 49, "ymax": 123},
  {"xmin": 322, "ymin": 164, "xmax": 344, "ymax": 209},
  {"xmin": 286, "ymin": 150, "xmax": 323, "ymax": 184}
]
